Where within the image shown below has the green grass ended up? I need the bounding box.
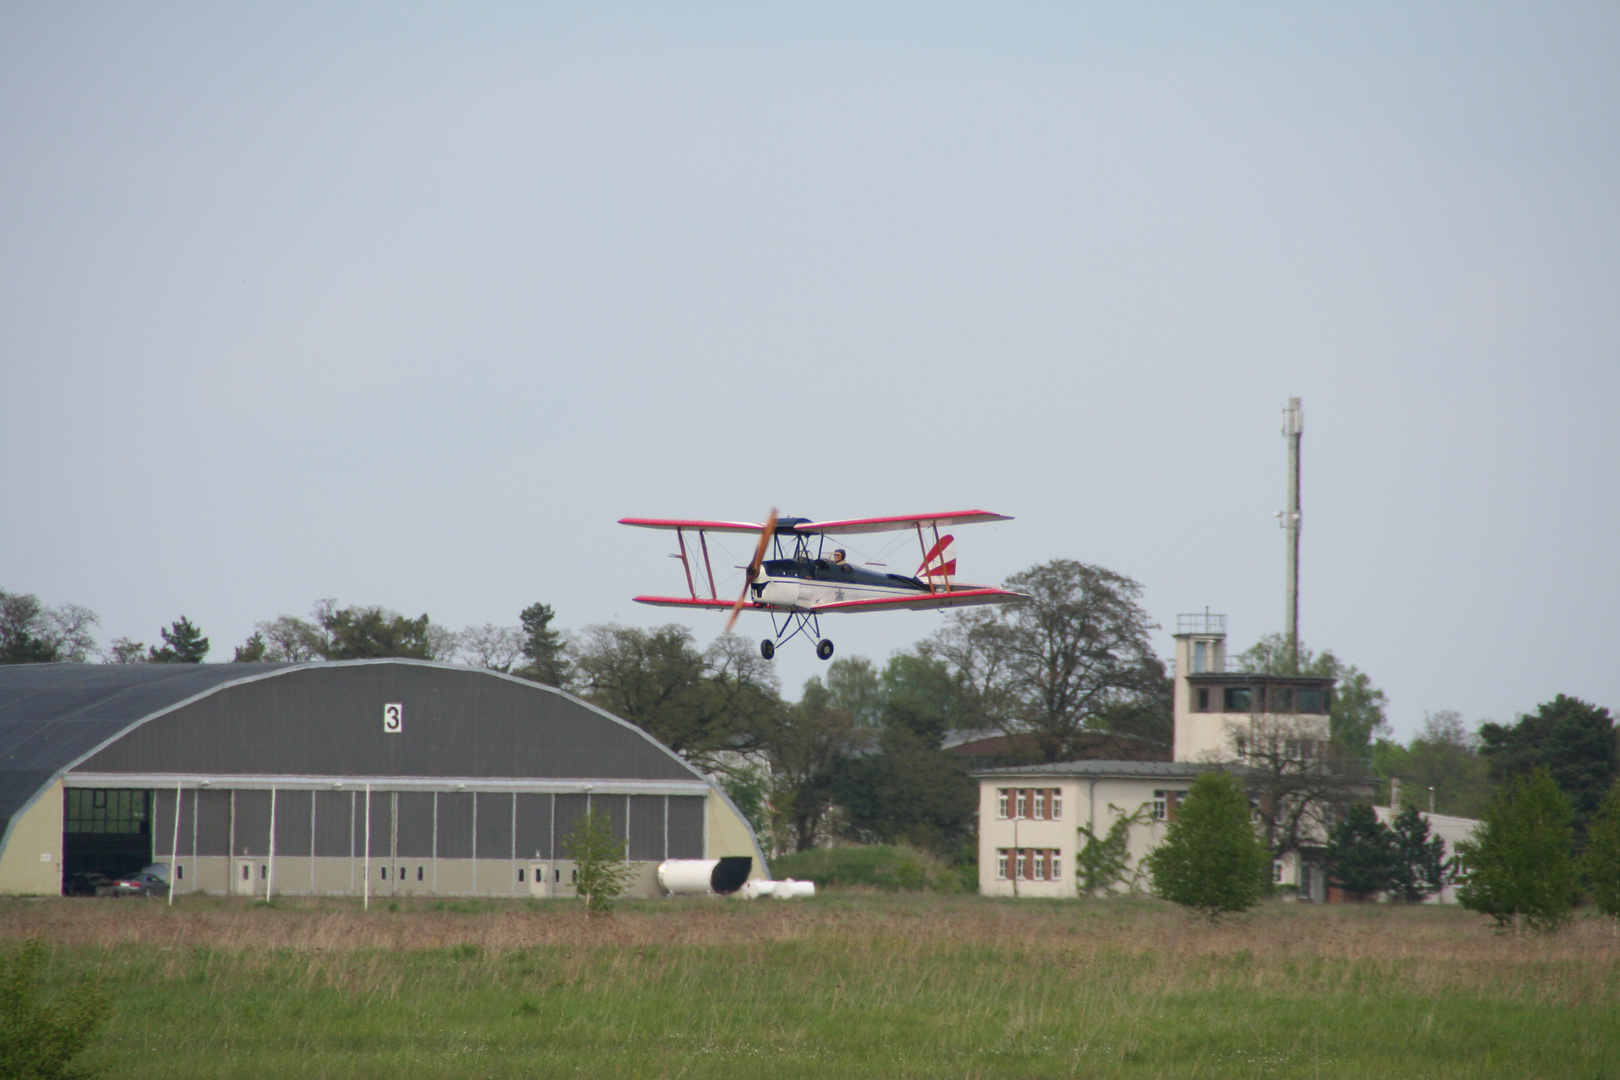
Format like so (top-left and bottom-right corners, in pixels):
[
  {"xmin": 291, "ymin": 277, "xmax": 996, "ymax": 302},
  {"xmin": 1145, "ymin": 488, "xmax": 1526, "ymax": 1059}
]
[
  {"xmin": 769, "ymin": 843, "xmax": 967, "ymax": 891},
  {"xmin": 9, "ymin": 893, "xmax": 1620, "ymax": 1079}
]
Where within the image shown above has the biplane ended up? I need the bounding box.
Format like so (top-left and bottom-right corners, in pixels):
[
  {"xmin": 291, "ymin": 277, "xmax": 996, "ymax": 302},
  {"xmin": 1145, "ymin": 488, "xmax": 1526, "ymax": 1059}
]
[{"xmin": 619, "ymin": 509, "xmax": 1029, "ymax": 659}]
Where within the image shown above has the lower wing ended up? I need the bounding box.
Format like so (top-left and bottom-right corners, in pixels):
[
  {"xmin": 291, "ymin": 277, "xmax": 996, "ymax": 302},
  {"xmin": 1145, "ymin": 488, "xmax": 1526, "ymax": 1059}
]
[
  {"xmin": 811, "ymin": 587, "xmax": 1030, "ymax": 614},
  {"xmin": 631, "ymin": 596, "xmax": 791, "ymax": 613}
]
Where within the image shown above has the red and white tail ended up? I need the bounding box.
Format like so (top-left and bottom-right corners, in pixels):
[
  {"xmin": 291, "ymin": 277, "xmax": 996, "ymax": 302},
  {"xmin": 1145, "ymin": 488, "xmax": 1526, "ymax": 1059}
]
[{"xmin": 917, "ymin": 534, "xmax": 958, "ymax": 587}]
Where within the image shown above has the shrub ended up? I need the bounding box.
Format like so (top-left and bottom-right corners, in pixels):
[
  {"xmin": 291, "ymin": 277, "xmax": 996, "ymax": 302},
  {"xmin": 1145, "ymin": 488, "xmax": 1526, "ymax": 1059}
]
[
  {"xmin": 1584, "ymin": 780, "xmax": 1620, "ymax": 922},
  {"xmin": 565, "ymin": 809, "xmax": 636, "ymax": 915},
  {"xmin": 1144, "ymin": 771, "xmax": 1269, "ymax": 921},
  {"xmin": 1388, "ymin": 804, "xmax": 1448, "ymax": 903},
  {"xmin": 0, "ymin": 939, "xmax": 110, "ymax": 1080},
  {"xmin": 1456, "ymin": 767, "xmax": 1578, "ymax": 933},
  {"xmin": 769, "ymin": 845, "xmax": 964, "ymax": 892}
]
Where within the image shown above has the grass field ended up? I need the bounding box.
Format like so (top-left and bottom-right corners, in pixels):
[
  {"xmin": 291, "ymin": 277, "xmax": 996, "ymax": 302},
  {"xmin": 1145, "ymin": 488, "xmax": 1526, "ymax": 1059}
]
[{"xmin": 5, "ymin": 892, "xmax": 1618, "ymax": 1079}]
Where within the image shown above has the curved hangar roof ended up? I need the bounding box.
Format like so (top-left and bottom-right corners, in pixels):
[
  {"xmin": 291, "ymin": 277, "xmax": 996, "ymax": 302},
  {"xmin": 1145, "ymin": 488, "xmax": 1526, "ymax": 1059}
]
[{"xmin": 0, "ymin": 659, "xmax": 733, "ymax": 843}]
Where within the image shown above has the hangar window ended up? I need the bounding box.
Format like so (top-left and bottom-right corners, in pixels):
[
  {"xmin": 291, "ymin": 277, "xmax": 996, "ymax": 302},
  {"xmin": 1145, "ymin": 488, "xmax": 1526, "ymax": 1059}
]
[
  {"xmin": 417, "ymin": 867, "xmax": 424, "ymax": 881},
  {"xmin": 242, "ymin": 865, "xmax": 250, "ymax": 881},
  {"xmin": 517, "ymin": 868, "xmax": 525, "ymax": 883},
  {"xmin": 65, "ymin": 789, "xmax": 149, "ymax": 835}
]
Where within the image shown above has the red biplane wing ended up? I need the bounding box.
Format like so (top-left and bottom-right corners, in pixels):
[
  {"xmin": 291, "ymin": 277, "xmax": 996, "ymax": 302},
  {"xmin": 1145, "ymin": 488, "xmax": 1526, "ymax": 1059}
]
[
  {"xmin": 618, "ymin": 518, "xmax": 767, "ymax": 534},
  {"xmin": 811, "ymin": 587, "xmax": 1029, "ymax": 614},
  {"xmin": 795, "ymin": 510, "xmax": 1012, "ymax": 535},
  {"xmin": 631, "ymin": 596, "xmax": 744, "ymax": 611}
]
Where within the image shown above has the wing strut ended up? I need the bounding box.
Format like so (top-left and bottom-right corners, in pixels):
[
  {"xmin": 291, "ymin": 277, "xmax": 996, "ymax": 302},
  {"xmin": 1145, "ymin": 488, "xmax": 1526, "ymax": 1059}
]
[
  {"xmin": 674, "ymin": 529, "xmax": 697, "ymax": 600},
  {"xmin": 698, "ymin": 531, "xmax": 719, "ymax": 600}
]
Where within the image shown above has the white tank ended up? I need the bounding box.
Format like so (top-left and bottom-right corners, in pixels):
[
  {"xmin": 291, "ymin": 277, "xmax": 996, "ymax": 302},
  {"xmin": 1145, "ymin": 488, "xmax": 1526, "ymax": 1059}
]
[{"xmin": 656, "ymin": 856, "xmax": 753, "ymax": 896}]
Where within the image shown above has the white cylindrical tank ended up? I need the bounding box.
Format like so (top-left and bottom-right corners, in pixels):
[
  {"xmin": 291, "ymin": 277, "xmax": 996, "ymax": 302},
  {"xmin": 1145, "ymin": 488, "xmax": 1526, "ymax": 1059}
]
[{"xmin": 657, "ymin": 856, "xmax": 753, "ymax": 896}]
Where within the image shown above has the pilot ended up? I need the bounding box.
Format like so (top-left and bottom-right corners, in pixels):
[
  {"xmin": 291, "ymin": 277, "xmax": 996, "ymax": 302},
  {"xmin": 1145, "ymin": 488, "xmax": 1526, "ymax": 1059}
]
[{"xmin": 831, "ymin": 549, "xmax": 851, "ymax": 570}]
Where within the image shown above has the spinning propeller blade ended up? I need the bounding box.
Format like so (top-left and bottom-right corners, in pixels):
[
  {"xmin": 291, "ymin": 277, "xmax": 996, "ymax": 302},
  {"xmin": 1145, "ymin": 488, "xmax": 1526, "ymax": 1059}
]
[{"xmin": 726, "ymin": 508, "xmax": 777, "ymax": 633}]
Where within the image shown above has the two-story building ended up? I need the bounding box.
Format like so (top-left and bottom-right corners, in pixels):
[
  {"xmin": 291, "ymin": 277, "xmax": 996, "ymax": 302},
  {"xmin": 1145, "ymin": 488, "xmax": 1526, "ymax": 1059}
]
[{"xmin": 974, "ymin": 613, "xmax": 1341, "ymax": 900}]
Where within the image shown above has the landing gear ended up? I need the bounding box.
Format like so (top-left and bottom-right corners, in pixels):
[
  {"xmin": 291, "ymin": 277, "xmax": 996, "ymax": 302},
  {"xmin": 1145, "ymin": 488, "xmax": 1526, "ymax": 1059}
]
[
  {"xmin": 760, "ymin": 639, "xmax": 775, "ymax": 660},
  {"xmin": 816, "ymin": 639, "xmax": 835, "ymax": 661}
]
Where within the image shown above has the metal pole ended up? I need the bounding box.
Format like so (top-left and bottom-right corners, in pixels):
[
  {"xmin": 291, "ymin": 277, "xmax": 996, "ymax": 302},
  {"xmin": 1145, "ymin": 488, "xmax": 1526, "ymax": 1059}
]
[
  {"xmin": 266, "ymin": 787, "xmax": 277, "ymax": 903},
  {"xmin": 363, "ymin": 782, "xmax": 371, "ymax": 911},
  {"xmin": 1282, "ymin": 398, "xmax": 1303, "ymax": 668},
  {"xmin": 167, "ymin": 782, "xmax": 182, "ymax": 906}
]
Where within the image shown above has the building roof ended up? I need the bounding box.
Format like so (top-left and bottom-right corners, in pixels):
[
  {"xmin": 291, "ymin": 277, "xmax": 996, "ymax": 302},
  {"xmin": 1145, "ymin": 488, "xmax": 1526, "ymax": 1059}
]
[
  {"xmin": 969, "ymin": 759, "xmax": 1212, "ymax": 781},
  {"xmin": 0, "ymin": 660, "xmax": 716, "ymax": 854}
]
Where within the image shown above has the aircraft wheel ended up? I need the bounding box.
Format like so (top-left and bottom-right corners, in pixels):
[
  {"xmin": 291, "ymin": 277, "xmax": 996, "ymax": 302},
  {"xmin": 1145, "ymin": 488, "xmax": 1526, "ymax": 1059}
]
[
  {"xmin": 816, "ymin": 639, "xmax": 834, "ymax": 661},
  {"xmin": 760, "ymin": 639, "xmax": 775, "ymax": 660}
]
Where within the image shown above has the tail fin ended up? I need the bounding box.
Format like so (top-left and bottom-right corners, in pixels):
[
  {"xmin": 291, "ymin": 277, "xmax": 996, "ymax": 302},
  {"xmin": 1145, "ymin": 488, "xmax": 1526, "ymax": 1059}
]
[{"xmin": 916, "ymin": 534, "xmax": 957, "ymax": 587}]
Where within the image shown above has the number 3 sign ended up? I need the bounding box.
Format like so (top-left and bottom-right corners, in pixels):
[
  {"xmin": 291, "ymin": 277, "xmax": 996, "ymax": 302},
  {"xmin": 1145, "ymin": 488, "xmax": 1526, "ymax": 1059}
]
[{"xmin": 383, "ymin": 703, "xmax": 403, "ymax": 734}]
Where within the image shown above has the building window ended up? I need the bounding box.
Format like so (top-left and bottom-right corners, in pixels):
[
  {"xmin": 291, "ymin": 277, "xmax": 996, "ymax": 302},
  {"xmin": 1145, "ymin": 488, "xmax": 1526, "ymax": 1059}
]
[
  {"xmin": 1032, "ymin": 790, "xmax": 1046, "ymax": 820},
  {"xmin": 1014, "ymin": 851, "xmax": 1026, "ymax": 879},
  {"xmin": 380, "ymin": 867, "xmax": 388, "ymax": 880},
  {"xmin": 65, "ymin": 789, "xmax": 150, "ymax": 835},
  {"xmin": 1296, "ymin": 687, "xmax": 1325, "ymax": 714},
  {"xmin": 1050, "ymin": 792, "xmax": 1062, "ymax": 820},
  {"xmin": 176, "ymin": 865, "xmax": 184, "ymax": 880},
  {"xmin": 1051, "ymin": 855, "xmax": 1061, "ymax": 879},
  {"xmin": 1196, "ymin": 687, "xmax": 1210, "ymax": 712},
  {"xmin": 1032, "ymin": 853, "xmax": 1045, "ymax": 880},
  {"xmin": 997, "ymin": 790, "xmax": 1009, "ymax": 819},
  {"xmin": 1193, "ymin": 640, "xmax": 1207, "ymax": 673},
  {"xmin": 996, "ymin": 851, "xmax": 1008, "ymax": 880},
  {"xmin": 418, "ymin": 867, "xmax": 425, "ymax": 881},
  {"xmin": 1224, "ymin": 687, "xmax": 1252, "ymax": 711},
  {"xmin": 518, "ymin": 868, "xmax": 526, "ymax": 883},
  {"xmin": 1015, "ymin": 791, "xmax": 1027, "ymax": 819},
  {"xmin": 1273, "ymin": 859, "xmax": 1284, "ymax": 883},
  {"xmin": 1152, "ymin": 791, "xmax": 1168, "ymax": 821},
  {"xmin": 1269, "ymin": 686, "xmax": 1294, "ymax": 712}
]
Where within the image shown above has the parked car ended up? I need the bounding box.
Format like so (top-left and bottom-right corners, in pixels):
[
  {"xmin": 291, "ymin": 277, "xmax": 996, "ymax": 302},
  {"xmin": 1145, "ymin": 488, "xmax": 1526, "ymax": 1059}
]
[
  {"xmin": 108, "ymin": 871, "xmax": 169, "ymax": 898},
  {"xmin": 64, "ymin": 871, "xmax": 115, "ymax": 897}
]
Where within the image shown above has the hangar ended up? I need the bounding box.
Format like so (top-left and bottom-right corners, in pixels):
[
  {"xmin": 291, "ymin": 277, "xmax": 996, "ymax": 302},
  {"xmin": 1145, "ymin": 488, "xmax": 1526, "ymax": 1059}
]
[{"xmin": 0, "ymin": 660, "xmax": 766, "ymax": 898}]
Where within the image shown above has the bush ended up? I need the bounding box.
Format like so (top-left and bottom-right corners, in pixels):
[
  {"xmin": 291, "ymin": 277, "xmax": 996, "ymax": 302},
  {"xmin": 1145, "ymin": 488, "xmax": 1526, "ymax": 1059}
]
[
  {"xmin": 1144, "ymin": 771, "xmax": 1269, "ymax": 921},
  {"xmin": 769, "ymin": 845, "xmax": 966, "ymax": 892},
  {"xmin": 1326, "ymin": 803, "xmax": 1394, "ymax": 899},
  {"xmin": 1583, "ymin": 780, "xmax": 1620, "ymax": 921},
  {"xmin": 1457, "ymin": 767, "xmax": 1578, "ymax": 933},
  {"xmin": 565, "ymin": 809, "xmax": 636, "ymax": 915},
  {"xmin": 0, "ymin": 939, "xmax": 110, "ymax": 1080}
]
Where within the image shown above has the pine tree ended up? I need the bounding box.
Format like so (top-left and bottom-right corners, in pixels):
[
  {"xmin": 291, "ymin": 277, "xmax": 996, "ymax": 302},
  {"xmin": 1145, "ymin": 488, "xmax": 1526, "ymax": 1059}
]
[
  {"xmin": 517, "ymin": 602, "xmax": 569, "ymax": 686},
  {"xmin": 148, "ymin": 616, "xmax": 209, "ymax": 663},
  {"xmin": 1327, "ymin": 803, "xmax": 1394, "ymax": 900},
  {"xmin": 1388, "ymin": 804, "xmax": 1448, "ymax": 903},
  {"xmin": 1456, "ymin": 768, "xmax": 1578, "ymax": 933},
  {"xmin": 1145, "ymin": 770, "xmax": 1268, "ymax": 921},
  {"xmin": 1584, "ymin": 781, "xmax": 1620, "ymax": 925}
]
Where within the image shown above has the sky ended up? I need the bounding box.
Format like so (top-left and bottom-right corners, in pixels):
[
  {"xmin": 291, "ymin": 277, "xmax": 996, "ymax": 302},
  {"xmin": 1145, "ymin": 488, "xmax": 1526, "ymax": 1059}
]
[{"xmin": 2, "ymin": 3, "xmax": 1616, "ymax": 740}]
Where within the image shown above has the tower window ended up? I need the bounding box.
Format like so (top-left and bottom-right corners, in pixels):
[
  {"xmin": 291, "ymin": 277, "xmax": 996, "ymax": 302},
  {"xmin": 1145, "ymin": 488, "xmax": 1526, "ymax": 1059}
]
[{"xmin": 1196, "ymin": 688, "xmax": 1210, "ymax": 712}]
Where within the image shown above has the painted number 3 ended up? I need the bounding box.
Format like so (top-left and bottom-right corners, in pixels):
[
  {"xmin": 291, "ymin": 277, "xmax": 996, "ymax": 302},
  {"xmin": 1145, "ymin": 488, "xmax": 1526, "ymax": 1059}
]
[{"xmin": 383, "ymin": 703, "xmax": 403, "ymax": 734}]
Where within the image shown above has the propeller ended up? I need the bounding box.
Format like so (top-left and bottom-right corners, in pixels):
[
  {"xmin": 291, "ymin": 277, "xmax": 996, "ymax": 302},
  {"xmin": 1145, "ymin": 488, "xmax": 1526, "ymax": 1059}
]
[{"xmin": 726, "ymin": 508, "xmax": 778, "ymax": 633}]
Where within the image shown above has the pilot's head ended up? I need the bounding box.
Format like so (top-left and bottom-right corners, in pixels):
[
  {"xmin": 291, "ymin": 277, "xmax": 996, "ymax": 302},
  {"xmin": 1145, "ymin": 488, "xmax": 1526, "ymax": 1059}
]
[{"xmin": 832, "ymin": 549, "xmax": 847, "ymax": 563}]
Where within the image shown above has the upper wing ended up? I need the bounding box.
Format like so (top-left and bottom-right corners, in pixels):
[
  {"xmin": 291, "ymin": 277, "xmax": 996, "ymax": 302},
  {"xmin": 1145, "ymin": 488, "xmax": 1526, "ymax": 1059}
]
[
  {"xmin": 795, "ymin": 510, "xmax": 1012, "ymax": 535},
  {"xmin": 811, "ymin": 587, "xmax": 1030, "ymax": 614},
  {"xmin": 619, "ymin": 518, "xmax": 766, "ymax": 534}
]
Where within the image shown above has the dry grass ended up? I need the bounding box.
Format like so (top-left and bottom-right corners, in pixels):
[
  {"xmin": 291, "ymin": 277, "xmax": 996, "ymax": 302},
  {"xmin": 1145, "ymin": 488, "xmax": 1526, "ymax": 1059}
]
[{"xmin": 6, "ymin": 894, "xmax": 1619, "ymax": 1078}]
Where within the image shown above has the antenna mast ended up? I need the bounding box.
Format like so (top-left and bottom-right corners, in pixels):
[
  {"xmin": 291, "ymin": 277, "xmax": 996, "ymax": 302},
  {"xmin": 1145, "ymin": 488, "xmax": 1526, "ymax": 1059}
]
[{"xmin": 1281, "ymin": 397, "xmax": 1303, "ymax": 668}]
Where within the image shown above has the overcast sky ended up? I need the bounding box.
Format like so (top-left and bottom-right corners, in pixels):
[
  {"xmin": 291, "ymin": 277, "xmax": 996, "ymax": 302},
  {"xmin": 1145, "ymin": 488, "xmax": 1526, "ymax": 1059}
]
[{"xmin": 2, "ymin": 3, "xmax": 1615, "ymax": 738}]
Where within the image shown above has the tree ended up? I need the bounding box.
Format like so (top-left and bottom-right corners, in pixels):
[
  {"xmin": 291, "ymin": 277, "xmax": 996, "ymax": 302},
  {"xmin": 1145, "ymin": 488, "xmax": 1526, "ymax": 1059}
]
[
  {"xmin": 1231, "ymin": 714, "xmax": 1373, "ymax": 872},
  {"xmin": 1583, "ymin": 780, "xmax": 1620, "ymax": 925},
  {"xmin": 1372, "ymin": 710, "xmax": 1492, "ymax": 819},
  {"xmin": 1388, "ymin": 805, "xmax": 1448, "ymax": 903},
  {"xmin": 1145, "ymin": 770, "xmax": 1269, "ymax": 920},
  {"xmin": 516, "ymin": 602, "xmax": 569, "ymax": 686},
  {"xmin": 570, "ymin": 625, "xmax": 781, "ymax": 770},
  {"xmin": 0, "ymin": 589, "xmax": 99, "ymax": 664},
  {"xmin": 929, "ymin": 560, "xmax": 1162, "ymax": 762},
  {"xmin": 824, "ymin": 655, "xmax": 885, "ymax": 729},
  {"xmin": 255, "ymin": 614, "xmax": 325, "ymax": 662},
  {"xmin": 830, "ymin": 725, "xmax": 976, "ymax": 858},
  {"xmin": 458, "ymin": 624, "xmax": 525, "ymax": 671},
  {"xmin": 1326, "ymin": 803, "xmax": 1394, "ymax": 900},
  {"xmin": 564, "ymin": 810, "xmax": 636, "ymax": 916},
  {"xmin": 0, "ymin": 939, "xmax": 110, "ymax": 1079},
  {"xmin": 104, "ymin": 637, "xmax": 146, "ymax": 664},
  {"xmin": 1456, "ymin": 768, "xmax": 1578, "ymax": 933},
  {"xmin": 766, "ymin": 678, "xmax": 862, "ymax": 853},
  {"xmin": 1479, "ymin": 695, "xmax": 1618, "ymax": 845},
  {"xmin": 1233, "ymin": 634, "xmax": 1389, "ymax": 753},
  {"xmin": 233, "ymin": 632, "xmax": 268, "ymax": 662},
  {"xmin": 148, "ymin": 617, "xmax": 209, "ymax": 663},
  {"xmin": 315, "ymin": 603, "xmax": 434, "ymax": 660},
  {"xmin": 1076, "ymin": 803, "xmax": 1151, "ymax": 896}
]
